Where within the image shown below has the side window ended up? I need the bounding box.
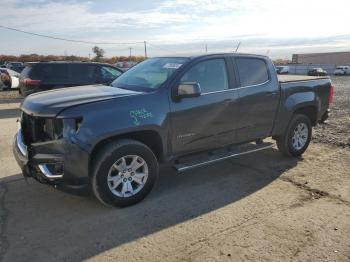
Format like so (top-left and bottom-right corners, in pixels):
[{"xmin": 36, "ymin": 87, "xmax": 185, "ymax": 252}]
[
  {"xmin": 236, "ymin": 58, "xmax": 269, "ymax": 87},
  {"xmin": 40, "ymin": 64, "xmax": 68, "ymax": 82},
  {"xmin": 70, "ymin": 64, "xmax": 100, "ymax": 83},
  {"xmin": 100, "ymin": 66, "xmax": 122, "ymax": 82},
  {"xmin": 180, "ymin": 59, "xmax": 228, "ymax": 93}
]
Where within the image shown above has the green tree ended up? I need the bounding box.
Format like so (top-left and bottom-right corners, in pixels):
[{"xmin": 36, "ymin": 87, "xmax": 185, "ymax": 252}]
[{"xmin": 92, "ymin": 46, "xmax": 105, "ymax": 62}]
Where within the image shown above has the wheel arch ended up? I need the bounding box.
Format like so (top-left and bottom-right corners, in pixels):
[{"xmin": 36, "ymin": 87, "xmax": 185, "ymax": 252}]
[
  {"xmin": 273, "ymin": 90, "xmax": 320, "ymax": 137},
  {"xmin": 293, "ymin": 106, "xmax": 318, "ymax": 126},
  {"xmin": 89, "ymin": 130, "xmax": 164, "ymax": 177}
]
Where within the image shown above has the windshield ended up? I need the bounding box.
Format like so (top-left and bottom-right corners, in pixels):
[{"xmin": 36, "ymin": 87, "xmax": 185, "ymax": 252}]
[{"xmin": 112, "ymin": 57, "xmax": 189, "ymax": 91}]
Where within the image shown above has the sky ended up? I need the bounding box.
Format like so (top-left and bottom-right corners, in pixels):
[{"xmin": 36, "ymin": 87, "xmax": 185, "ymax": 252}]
[{"xmin": 1, "ymin": 0, "xmax": 350, "ymax": 59}]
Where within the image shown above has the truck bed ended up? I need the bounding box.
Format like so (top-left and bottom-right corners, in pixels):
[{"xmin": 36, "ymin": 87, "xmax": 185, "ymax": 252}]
[{"xmin": 278, "ymin": 75, "xmax": 329, "ymax": 83}]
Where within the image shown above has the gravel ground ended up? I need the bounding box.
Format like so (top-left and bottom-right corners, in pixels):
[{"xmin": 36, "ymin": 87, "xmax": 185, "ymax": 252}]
[
  {"xmin": 313, "ymin": 76, "xmax": 350, "ymax": 148},
  {"xmin": 0, "ymin": 90, "xmax": 22, "ymax": 104}
]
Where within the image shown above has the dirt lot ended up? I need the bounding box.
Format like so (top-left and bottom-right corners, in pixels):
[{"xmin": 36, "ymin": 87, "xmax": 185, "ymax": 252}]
[{"xmin": 0, "ymin": 77, "xmax": 349, "ymax": 262}]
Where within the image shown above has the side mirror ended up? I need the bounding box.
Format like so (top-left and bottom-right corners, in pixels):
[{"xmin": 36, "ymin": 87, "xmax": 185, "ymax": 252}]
[{"xmin": 176, "ymin": 82, "xmax": 201, "ymax": 99}]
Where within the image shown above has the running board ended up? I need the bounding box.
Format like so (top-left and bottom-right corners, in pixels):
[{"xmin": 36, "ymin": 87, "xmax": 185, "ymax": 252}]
[{"xmin": 174, "ymin": 142, "xmax": 274, "ymax": 173}]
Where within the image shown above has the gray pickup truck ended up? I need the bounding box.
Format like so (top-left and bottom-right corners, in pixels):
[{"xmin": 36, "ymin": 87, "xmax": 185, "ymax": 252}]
[{"xmin": 13, "ymin": 53, "xmax": 333, "ymax": 207}]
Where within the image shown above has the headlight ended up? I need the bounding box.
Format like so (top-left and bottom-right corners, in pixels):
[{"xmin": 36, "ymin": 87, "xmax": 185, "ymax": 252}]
[
  {"xmin": 62, "ymin": 118, "xmax": 83, "ymax": 138},
  {"xmin": 43, "ymin": 118, "xmax": 63, "ymax": 140}
]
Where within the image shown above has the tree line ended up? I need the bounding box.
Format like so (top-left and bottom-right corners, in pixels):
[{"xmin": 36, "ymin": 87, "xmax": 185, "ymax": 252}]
[
  {"xmin": 0, "ymin": 54, "xmax": 146, "ymax": 64},
  {"xmin": 0, "ymin": 46, "xmax": 146, "ymax": 65}
]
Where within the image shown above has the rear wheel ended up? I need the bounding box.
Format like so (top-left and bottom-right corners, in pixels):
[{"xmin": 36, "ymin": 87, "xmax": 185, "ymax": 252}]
[
  {"xmin": 91, "ymin": 139, "xmax": 159, "ymax": 207},
  {"xmin": 277, "ymin": 114, "xmax": 312, "ymax": 157}
]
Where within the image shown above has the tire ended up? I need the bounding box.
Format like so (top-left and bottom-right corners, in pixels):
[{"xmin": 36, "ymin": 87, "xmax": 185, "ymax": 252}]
[
  {"xmin": 91, "ymin": 139, "xmax": 159, "ymax": 207},
  {"xmin": 277, "ymin": 114, "xmax": 312, "ymax": 157}
]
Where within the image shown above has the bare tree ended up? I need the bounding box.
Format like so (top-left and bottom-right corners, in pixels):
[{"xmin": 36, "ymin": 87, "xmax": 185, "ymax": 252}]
[{"xmin": 92, "ymin": 46, "xmax": 105, "ymax": 62}]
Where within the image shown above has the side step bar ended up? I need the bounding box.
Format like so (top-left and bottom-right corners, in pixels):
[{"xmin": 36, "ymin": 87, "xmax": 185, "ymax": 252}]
[{"xmin": 174, "ymin": 142, "xmax": 274, "ymax": 173}]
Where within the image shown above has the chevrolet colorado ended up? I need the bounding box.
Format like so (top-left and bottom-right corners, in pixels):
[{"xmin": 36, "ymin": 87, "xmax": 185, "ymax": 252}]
[{"xmin": 13, "ymin": 54, "xmax": 334, "ymax": 207}]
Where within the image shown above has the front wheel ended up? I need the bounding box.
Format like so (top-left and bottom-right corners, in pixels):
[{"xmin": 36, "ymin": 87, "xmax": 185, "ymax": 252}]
[
  {"xmin": 91, "ymin": 139, "xmax": 159, "ymax": 207},
  {"xmin": 277, "ymin": 114, "xmax": 312, "ymax": 157}
]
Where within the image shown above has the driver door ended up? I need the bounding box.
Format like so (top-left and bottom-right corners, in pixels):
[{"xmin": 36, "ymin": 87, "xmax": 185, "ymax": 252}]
[{"xmin": 169, "ymin": 57, "xmax": 239, "ymax": 156}]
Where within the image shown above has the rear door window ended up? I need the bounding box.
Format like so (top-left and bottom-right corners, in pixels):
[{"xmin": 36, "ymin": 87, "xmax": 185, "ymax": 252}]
[
  {"xmin": 69, "ymin": 64, "xmax": 101, "ymax": 84},
  {"xmin": 30, "ymin": 64, "xmax": 69, "ymax": 83},
  {"xmin": 236, "ymin": 58, "xmax": 269, "ymax": 87}
]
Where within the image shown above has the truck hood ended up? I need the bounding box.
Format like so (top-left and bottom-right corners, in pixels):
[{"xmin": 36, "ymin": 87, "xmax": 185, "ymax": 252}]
[{"xmin": 21, "ymin": 85, "xmax": 143, "ymax": 117}]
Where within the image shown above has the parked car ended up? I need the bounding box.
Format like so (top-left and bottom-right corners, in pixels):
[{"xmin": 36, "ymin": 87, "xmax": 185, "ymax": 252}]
[
  {"xmin": 334, "ymin": 66, "xmax": 350, "ymax": 75},
  {"xmin": 115, "ymin": 61, "xmax": 138, "ymax": 72},
  {"xmin": 0, "ymin": 70, "xmax": 11, "ymax": 90},
  {"xmin": 0, "ymin": 68, "xmax": 20, "ymax": 90},
  {"xmin": 6, "ymin": 62, "xmax": 25, "ymax": 73},
  {"xmin": 19, "ymin": 62, "xmax": 123, "ymax": 96},
  {"xmin": 275, "ymin": 66, "xmax": 289, "ymax": 74},
  {"xmin": 308, "ymin": 68, "xmax": 327, "ymax": 76},
  {"xmin": 13, "ymin": 54, "xmax": 333, "ymax": 207}
]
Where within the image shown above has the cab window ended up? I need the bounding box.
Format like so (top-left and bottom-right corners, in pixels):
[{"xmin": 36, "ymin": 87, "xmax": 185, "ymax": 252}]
[
  {"xmin": 236, "ymin": 58, "xmax": 269, "ymax": 87},
  {"xmin": 180, "ymin": 59, "xmax": 228, "ymax": 93}
]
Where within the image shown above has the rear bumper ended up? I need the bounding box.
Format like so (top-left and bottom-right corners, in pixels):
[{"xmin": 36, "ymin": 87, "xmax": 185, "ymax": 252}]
[
  {"xmin": 319, "ymin": 108, "xmax": 331, "ymax": 123},
  {"xmin": 13, "ymin": 130, "xmax": 90, "ymax": 188}
]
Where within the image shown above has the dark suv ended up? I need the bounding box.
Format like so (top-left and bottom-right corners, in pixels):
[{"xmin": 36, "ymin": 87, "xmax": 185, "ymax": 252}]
[{"xmin": 19, "ymin": 62, "xmax": 123, "ymax": 96}]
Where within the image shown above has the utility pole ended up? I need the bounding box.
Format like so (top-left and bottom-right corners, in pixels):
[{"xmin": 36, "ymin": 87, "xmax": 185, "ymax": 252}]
[
  {"xmin": 205, "ymin": 43, "xmax": 208, "ymax": 53},
  {"xmin": 235, "ymin": 42, "xmax": 241, "ymax": 53},
  {"xmin": 144, "ymin": 41, "xmax": 147, "ymax": 58},
  {"xmin": 129, "ymin": 47, "xmax": 132, "ymax": 63}
]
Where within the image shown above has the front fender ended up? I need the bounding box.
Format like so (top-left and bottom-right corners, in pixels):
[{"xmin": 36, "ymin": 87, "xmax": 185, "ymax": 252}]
[{"xmin": 58, "ymin": 90, "xmax": 170, "ymax": 158}]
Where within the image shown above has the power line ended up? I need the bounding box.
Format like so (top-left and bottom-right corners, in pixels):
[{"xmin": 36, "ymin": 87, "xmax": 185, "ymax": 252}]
[
  {"xmin": 0, "ymin": 25, "xmax": 216, "ymax": 56},
  {"xmin": 147, "ymin": 42, "xmax": 179, "ymax": 55},
  {"xmin": 0, "ymin": 25, "xmax": 143, "ymax": 45}
]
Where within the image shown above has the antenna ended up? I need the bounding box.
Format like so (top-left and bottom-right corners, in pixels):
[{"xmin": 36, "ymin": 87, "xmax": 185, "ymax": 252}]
[
  {"xmin": 144, "ymin": 41, "xmax": 147, "ymax": 58},
  {"xmin": 129, "ymin": 47, "xmax": 132, "ymax": 62},
  {"xmin": 235, "ymin": 42, "xmax": 241, "ymax": 53}
]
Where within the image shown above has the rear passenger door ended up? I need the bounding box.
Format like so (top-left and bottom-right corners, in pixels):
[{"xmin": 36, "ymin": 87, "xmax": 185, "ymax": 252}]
[{"xmin": 233, "ymin": 57, "xmax": 280, "ymax": 142}]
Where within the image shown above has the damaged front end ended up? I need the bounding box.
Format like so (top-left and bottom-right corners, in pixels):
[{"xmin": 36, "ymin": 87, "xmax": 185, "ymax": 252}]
[{"xmin": 13, "ymin": 111, "xmax": 89, "ymax": 188}]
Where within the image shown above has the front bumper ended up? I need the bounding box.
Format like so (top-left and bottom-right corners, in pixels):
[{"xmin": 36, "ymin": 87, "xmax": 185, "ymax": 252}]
[{"xmin": 13, "ymin": 129, "xmax": 90, "ymax": 188}]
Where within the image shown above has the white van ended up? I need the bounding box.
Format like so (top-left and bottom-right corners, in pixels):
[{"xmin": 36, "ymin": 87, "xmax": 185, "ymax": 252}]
[
  {"xmin": 275, "ymin": 66, "xmax": 290, "ymax": 74},
  {"xmin": 334, "ymin": 66, "xmax": 350, "ymax": 75}
]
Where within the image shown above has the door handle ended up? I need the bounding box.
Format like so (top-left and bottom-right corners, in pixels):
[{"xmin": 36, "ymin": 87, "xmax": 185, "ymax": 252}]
[{"xmin": 265, "ymin": 92, "xmax": 278, "ymax": 97}]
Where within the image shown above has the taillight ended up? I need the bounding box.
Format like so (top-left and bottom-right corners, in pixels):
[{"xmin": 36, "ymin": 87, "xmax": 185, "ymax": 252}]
[
  {"xmin": 24, "ymin": 79, "xmax": 41, "ymax": 88},
  {"xmin": 328, "ymin": 84, "xmax": 334, "ymax": 104}
]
